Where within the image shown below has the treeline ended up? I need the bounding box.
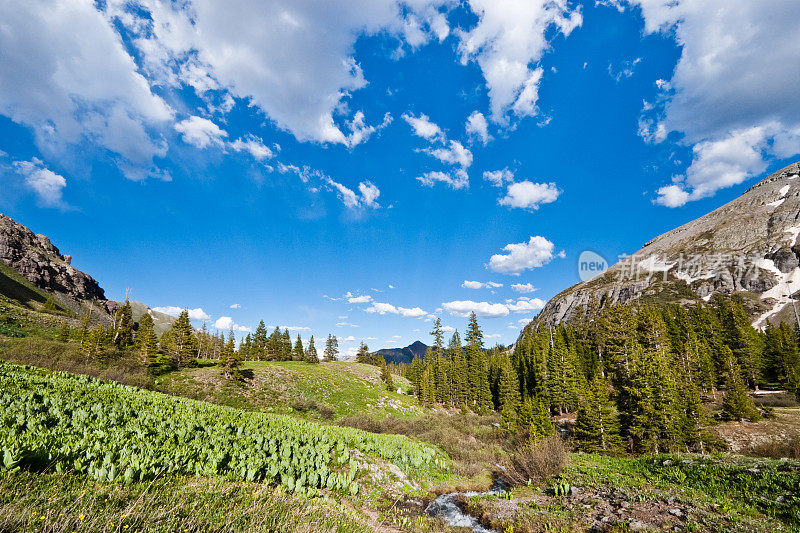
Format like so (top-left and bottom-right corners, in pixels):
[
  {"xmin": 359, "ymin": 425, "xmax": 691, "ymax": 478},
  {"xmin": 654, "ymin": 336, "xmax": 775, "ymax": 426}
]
[
  {"xmin": 67, "ymin": 304, "xmax": 343, "ymax": 380},
  {"xmin": 401, "ymin": 295, "xmax": 800, "ymax": 454}
]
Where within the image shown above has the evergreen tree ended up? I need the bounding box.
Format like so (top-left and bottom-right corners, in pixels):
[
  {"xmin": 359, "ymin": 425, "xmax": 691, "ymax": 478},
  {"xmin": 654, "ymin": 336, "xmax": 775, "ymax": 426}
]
[
  {"xmin": 518, "ymin": 397, "xmax": 554, "ymax": 442},
  {"xmin": 380, "ymin": 359, "xmax": 395, "ymax": 391},
  {"xmin": 280, "ymin": 329, "xmax": 292, "ymax": 361},
  {"xmin": 135, "ymin": 312, "xmax": 159, "ymax": 368},
  {"xmin": 57, "ymin": 321, "xmax": 70, "ymax": 342},
  {"xmin": 430, "ymin": 318, "xmax": 445, "ymax": 358},
  {"xmin": 163, "ymin": 309, "xmax": 196, "ymax": 368},
  {"xmin": 292, "ymin": 334, "xmax": 304, "ymax": 361},
  {"xmin": 574, "ymin": 376, "xmax": 622, "ymax": 453},
  {"xmin": 113, "ymin": 300, "xmax": 135, "ymax": 346},
  {"xmin": 306, "ymin": 335, "xmax": 319, "ymax": 363},
  {"xmin": 465, "ymin": 312, "xmax": 484, "ymax": 350},
  {"xmin": 253, "ymin": 321, "xmax": 268, "ymax": 360},
  {"xmin": 498, "ymin": 354, "xmax": 522, "ymax": 430},
  {"xmin": 720, "ymin": 346, "xmax": 760, "ymax": 421},
  {"xmin": 221, "ymin": 330, "xmax": 241, "ymax": 380},
  {"xmin": 324, "ymin": 334, "xmax": 339, "ymax": 361}
]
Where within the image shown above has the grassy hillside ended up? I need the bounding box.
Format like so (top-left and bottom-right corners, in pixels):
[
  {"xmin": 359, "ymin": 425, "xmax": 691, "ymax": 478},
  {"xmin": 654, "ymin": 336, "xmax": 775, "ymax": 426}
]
[{"xmin": 162, "ymin": 360, "xmax": 422, "ymax": 420}]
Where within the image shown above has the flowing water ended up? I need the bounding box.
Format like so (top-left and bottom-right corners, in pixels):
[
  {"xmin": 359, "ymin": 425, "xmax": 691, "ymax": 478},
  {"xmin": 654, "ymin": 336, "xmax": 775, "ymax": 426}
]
[{"xmin": 425, "ymin": 480, "xmax": 506, "ymax": 533}]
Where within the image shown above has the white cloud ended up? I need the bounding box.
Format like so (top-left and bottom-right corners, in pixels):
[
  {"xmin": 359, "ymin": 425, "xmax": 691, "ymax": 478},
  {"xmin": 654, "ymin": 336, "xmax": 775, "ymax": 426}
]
[
  {"xmin": 607, "ymin": 57, "xmax": 641, "ymax": 82},
  {"xmin": 483, "ymin": 168, "xmax": 515, "ymax": 187},
  {"xmin": 113, "ymin": 0, "xmax": 450, "ymax": 145},
  {"xmin": 442, "ymin": 300, "xmax": 509, "ymax": 318},
  {"xmin": 152, "ymin": 306, "xmax": 211, "ymax": 320},
  {"xmin": 511, "ymin": 283, "xmax": 538, "ymax": 293},
  {"xmin": 341, "ymin": 335, "xmax": 356, "ymax": 342},
  {"xmin": 506, "ymin": 297, "xmax": 546, "ymax": 312},
  {"xmin": 465, "ymin": 111, "xmax": 490, "ymax": 145},
  {"xmin": 442, "ymin": 297, "xmax": 545, "ymax": 319},
  {"xmin": 213, "ymin": 316, "xmax": 251, "ymax": 332},
  {"xmin": 348, "ymin": 294, "xmax": 373, "ymax": 304},
  {"xmin": 625, "ymin": 0, "xmax": 800, "ymax": 205},
  {"xmin": 229, "ymin": 303, "xmax": 241, "ymax": 309},
  {"xmin": 654, "ymin": 124, "xmax": 799, "ymax": 207},
  {"xmin": 462, "ymin": 280, "xmax": 503, "ymax": 289},
  {"xmin": 498, "ymin": 181, "xmax": 560, "ymax": 210},
  {"xmin": 345, "ymin": 111, "xmax": 392, "ymax": 147},
  {"xmin": 0, "ymin": 0, "xmax": 172, "ymax": 179},
  {"xmin": 402, "ymin": 112, "xmax": 444, "ymax": 141},
  {"xmin": 280, "ymin": 326, "xmax": 311, "ymax": 332},
  {"xmin": 13, "ymin": 158, "xmax": 67, "ymax": 208},
  {"xmin": 417, "ymin": 169, "xmax": 469, "ymax": 190},
  {"xmin": 422, "ymin": 140, "xmax": 473, "ymax": 168},
  {"xmin": 336, "ymin": 322, "xmax": 360, "ymax": 327},
  {"xmin": 485, "ymin": 333, "xmax": 501, "ymax": 339},
  {"xmin": 327, "ymin": 178, "xmax": 381, "ymax": 209},
  {"xmin": 457, "ymin": 0, "xmax": 582, "ymax": 122},
  {"xmin": 488, "ymin": 236, "xmax": 561, "ymax": 275},
  {"xmin": 174, "ymin": 116, "xmax": 227, "ymax": 149},
  {"xmin": 229, "ymin": 135, "xmax": 274, "ymax": 160},
  {"xmin": 365, "ymin": 302, "xmax": 428, "ymax": 318}
]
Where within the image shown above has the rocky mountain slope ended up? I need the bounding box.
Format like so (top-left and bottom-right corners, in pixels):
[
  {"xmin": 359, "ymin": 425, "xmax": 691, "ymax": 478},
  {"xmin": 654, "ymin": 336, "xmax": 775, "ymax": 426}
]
[
  {"xmin": 530, "ymin": 161, "xmax": 800, "ymax": 330},
  {"xmin": 0, "ymin": 214, "xmax": 106, "ymax": 304},
  {"xmin": 376, "ymin": 340, "xmax": 429, "ymax": 365}
]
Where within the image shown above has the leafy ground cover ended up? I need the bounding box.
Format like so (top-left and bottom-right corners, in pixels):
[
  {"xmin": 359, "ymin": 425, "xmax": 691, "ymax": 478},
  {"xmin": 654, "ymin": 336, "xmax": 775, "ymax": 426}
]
[{"xmin": 0, "ymin": 362, "xmax": 447, "ymax": 494}]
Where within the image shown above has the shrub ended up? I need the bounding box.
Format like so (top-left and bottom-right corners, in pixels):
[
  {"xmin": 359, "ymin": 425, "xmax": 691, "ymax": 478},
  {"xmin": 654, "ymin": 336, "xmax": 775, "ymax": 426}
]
[{"xmin": 501, "ymin": 434, "xmax": 568, "ymax": 486}]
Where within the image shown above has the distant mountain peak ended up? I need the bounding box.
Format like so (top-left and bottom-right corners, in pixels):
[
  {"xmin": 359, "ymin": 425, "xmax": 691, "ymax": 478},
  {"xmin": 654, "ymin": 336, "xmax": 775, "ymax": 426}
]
[{"xmin": 375, "ymin": 340, "xmax": 429, "ymax": 365}]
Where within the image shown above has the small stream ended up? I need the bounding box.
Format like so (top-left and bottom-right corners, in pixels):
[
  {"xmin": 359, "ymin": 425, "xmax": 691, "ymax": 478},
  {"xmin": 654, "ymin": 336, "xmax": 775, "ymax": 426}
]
[{"xmin": 425, "ymin": 480, "xmax": 506, "ymax": 533}]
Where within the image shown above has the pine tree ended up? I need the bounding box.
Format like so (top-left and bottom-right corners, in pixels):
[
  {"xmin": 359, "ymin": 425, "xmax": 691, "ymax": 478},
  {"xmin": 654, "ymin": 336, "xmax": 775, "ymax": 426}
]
[
  {"xmin": 78, "ymin": 310, "xmax": 92, "ymax": 347},
  {"xmin": 113, "ymin": 300, "xmax": 135, "ymax": 346},
  {"xmin": 380, "ymin": 359, "xmax": 395, "ymax": 391},
  {"xmin": 574, "ymin": 376, "xmax": 622, "ymax": 453},
  {"xmin": 519, "ymin": 397, "xmax": 554, "ymax": 442},
  {"xmin": 57, "ymin": 321, "xmax": 70, "ymax": 342},
  {"xmin": 465, "ymin": 312, "xmax": 484, "ymax": 350},
  {"xmin": 135, "ymin": 312, "xmax": 159, "ymax": 367},
  {"xmin": 253, "ymin": 321, "xmax": 268, "ymax": 360},
  {"xmin": 163, "ymin": 309, "xmax": 196, "ymax": 368},
  {"xmin": 221, "ymin": 330, "xmax": 241, "ymax": 380},
  {"xmin": 720, "ymin": 346, "xmax": 760, "ymax": 421},
  {"xmin": 324, "ymin": 334, "xmax": 339, "ymax": 362},
  {"xmin": 280, "ymin": 329, "xmax": 292, "ymax": 361},
  {"xmin": 430, "ymin": 318, "xmax": 445, "ymax": 358},
  {"xmin": 306, "ymin": 335, "xmax": 319, "ymax": 363},
  {"xmin": 498, "ymin": 354, "xmax": 522, "ymax": 430},
  {"xmin": 408, "ymin": 354, "xmax": 423, "ymax": 397},
  {"xmin": 292, "ymin": 334, "xmax": 304, "ymax": 361},
  {"xmin": 355, "ymin": 342, "xmax": 371, "ymax": 363}
]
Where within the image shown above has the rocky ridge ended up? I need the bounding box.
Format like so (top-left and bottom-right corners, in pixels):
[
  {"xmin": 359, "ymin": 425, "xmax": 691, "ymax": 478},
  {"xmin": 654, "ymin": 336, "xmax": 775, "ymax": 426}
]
[
  {"xmin": 529, "ymin": 161, "xmax": 800, "ymax": 330},
  {"xmin": 0, "ymin": 213, "xmax": 106, "ymax": 303}
]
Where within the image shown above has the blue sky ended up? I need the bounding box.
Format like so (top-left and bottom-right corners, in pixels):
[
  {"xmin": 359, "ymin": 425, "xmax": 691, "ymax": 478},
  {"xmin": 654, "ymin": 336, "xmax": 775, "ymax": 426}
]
[{"xmin": 2, "ymin": 1, "xmax": 799, "ymax": 356}]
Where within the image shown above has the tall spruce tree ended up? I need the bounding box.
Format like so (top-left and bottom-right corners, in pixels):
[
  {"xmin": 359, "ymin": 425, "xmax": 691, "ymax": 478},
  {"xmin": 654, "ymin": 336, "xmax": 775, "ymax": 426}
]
[
  {"xmin": 324, "ymin": 334, "xmax": 339, "ymax": 361},
  {"xmin": 292, "ymin": 334, "xmax": 304, "ymax": 361},
  {"xmin": 574, "ymin": 375, "xmax": 622, "ymax": 453},
  {"xmin": 113, "ymin": 300, "xmax": 134, "ymax": 346},
  {"xmin": 720, "ymin": 346, "xmax": 760, "ymax": 421},
  {"xmin": 135, "ymin": 312, "xmax": 159, "ymax": 368},
  {"xmin": 306, "ymin": 335, "xmax": 319, "ymax": 363}
]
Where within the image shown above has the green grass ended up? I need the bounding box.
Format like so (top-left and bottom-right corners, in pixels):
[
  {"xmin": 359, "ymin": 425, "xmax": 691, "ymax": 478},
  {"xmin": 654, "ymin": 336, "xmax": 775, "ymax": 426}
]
[
  {"xmin": 562, "ymin": 453, "xmax": 800, "ymax": 530},
  {"xmin": 0, "ymin": 470, "xmax": 372, "ymax": 532},
  {"xmin": 161, "ymin": 360, "xmax": 423, "ymax": 421}
]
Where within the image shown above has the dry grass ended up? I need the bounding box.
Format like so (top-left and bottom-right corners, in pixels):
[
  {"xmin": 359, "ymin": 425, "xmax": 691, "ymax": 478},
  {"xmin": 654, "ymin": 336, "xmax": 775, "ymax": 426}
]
[
  {"xmin": 501, "ymin": 435, "xmax": 569, "ymax": 486},
  {"xmin": 0, "ymin": 470, "xmax": 370, "ymax": 533},
  {"xmin": 339, "ymin": 412, "xmax": 509, "ymax": 477}
]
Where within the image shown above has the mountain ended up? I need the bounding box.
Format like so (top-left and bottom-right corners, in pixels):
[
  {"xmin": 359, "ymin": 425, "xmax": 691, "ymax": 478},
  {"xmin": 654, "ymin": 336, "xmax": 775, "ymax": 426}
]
[
  {"xmin": 0, "ymin": 213, "xmax": 113, "ymax": 316},
  {"xmin": 530, "ymin": 161, "xmax": 800, "ymax": 330},
  {"xmin": 376, "ymin": 340, "xmax": 429, "ymax": 365},
  {"xmin": 128, "ymin": 301, "xmax": 177, "ymax": 337}
]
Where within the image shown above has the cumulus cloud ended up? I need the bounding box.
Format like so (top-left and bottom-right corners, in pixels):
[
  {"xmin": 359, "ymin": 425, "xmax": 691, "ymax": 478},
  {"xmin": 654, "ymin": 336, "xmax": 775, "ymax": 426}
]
[
  {"xmin": 336, "ymin": 322, "xmax": 360, "ymax": 327},
  {"xmin": 402, "ymin": 112, "xmax": 444, "ymax": 141},
  {"xmin": 111, "ymin": 0, "xmax": 451, "ymax": 145},
  {"xmin": 442, "ymin": 297, "xmax": 545, "ymax": 318},
  {"xmin": 441, "ymin": 300, "xmax": 509, "ymax": 318},
  {"xmin": 417, "ymin": 169, "xmax": 469, "ymax": 190},
  {"xmin": 465, "ymin": 111, "xmax": 491, "ymax": 145},
  {"xmin": 213, "ymin": 316, "xmax": 251, "ymax": 332},
  {"xmin": 457, "ymin": 0, "xmax": 582, "ymax": 122},
  {"xmin": 174, "ymin": 116, "xmax": 227, "ymax": 149},
  {"xmin": 511, "ymin": 283, "xmax": 538, "ymax": 293},
  {"xmin": 462, "ymin": 280, "xmax": 503, "ymax": 289},
  {"xmin": 0, "ymin": 0, "xmax": 172, "ymax": 179},
  {"xmin": 483, "ymin": 168, "xmax": 515, "ymax": 187},
  {"xmin": 229, "ymin": 303, "xmax": 242, "ymax": 309},
  {"xmin": 365, "ymin": 302, "xmax": 428, "ymax": 318},
  {"xmin": 327, "ymin": 178, "xmax": 381, "ymax": 209},
  {"xmin": 624, "ymin": 0, "xmax": 800, "ymax": 205},
  {"xmin": 488, "ymin": 236, "xmax": 561, "ymax": 275},
  {"xmin": 498, "ymin": 180, "xmax": 560, "ymax": 210},
  {"xmin": 229, "ymin": 135, "xmax": 274, "ymax": 160},
  {"xmin": 347, "ymin": 294, "xmax": 373, "ymax": 304},
  {"xmin": 13, "ymin": 158, "xmax": 67, "ymax": 208},
  {"xmin": 422, "ymin": 140, "xmax": 473, "ymax": 168},
  {"xmin": 152, "ymin": 306, "xmax": 211, "ymax": 320}
]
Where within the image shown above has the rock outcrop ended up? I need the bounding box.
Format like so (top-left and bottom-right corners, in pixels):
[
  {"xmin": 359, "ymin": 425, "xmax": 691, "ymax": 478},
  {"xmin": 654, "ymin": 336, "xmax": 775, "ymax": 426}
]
[
  {"xmin": 0, "ymin": 213, "xmax": 106, "ymax": 302},
  {"xmin": 529, "ymin": 161, "xmax": 800, "ymax": 330}
]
